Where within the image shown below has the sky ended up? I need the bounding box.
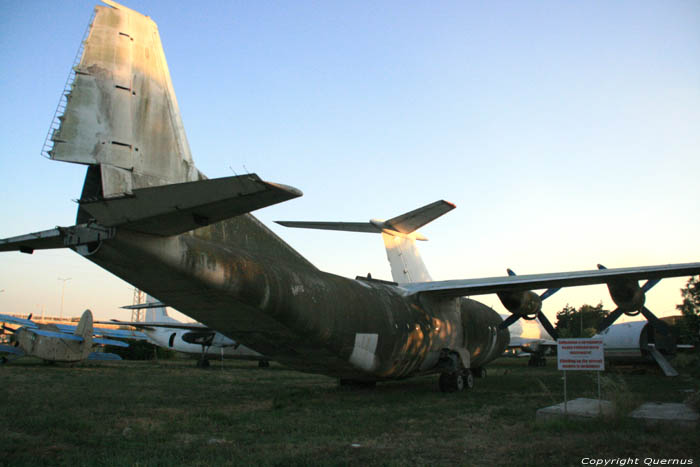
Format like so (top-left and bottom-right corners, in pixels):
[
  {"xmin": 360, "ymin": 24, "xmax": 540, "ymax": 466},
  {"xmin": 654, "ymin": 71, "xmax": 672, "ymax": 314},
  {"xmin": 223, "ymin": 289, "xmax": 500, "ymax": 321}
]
[{"xmin": 0, "ymin": 0, "xmax": 698, "ymax": 325}]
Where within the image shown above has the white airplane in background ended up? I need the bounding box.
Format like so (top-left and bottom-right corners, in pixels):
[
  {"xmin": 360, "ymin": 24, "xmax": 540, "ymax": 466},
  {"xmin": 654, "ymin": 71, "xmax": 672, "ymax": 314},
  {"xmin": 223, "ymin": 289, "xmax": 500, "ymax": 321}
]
[
  {"xmin": 106, "ymin": 298, "xmax": 268, "ymax": 368},
  {"xmin": 499, "ymin": 313, "xmax": 555, "ymax": 367}
]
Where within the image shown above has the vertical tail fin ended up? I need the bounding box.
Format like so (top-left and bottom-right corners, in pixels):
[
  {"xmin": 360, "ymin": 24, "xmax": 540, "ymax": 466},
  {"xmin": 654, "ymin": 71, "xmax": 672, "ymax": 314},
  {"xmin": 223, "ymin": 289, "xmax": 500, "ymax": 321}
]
[
  {"xmin": 74, "ymin": 309, "xmax": 94, "ymax": 340},
  {"xmin": 144, "ymin": 295, "xmax": 178, "ymax": 324},
  {"xmin": 48, "ymin": 0, "xmax": 199, "ymax": 206}
]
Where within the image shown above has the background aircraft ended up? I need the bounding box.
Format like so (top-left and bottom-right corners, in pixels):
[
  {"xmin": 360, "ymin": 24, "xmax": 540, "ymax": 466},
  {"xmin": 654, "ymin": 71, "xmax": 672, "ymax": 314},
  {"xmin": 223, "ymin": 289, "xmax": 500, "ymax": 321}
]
[
  {"xmin": 107, "ymin": 297, "xmax": 268, "ymax": 368},
  {"xmin": 0, "ymin": 310, "xmax": 141, "ymax": 364},
  {"xmin": 0, "ymin": 1, "xmax": 698, "ymax": 392}
]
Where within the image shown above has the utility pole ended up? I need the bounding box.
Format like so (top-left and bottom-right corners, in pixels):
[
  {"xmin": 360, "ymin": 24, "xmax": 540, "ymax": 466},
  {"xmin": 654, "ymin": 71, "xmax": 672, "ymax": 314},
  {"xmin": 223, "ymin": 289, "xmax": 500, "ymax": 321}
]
[
  {"xmin": 132, "ymin": 288, "xmax": 145, "ymax": 322},
  {"xmin": 58, "ymin": 277, "xmax": 71, "ymax": 321}
]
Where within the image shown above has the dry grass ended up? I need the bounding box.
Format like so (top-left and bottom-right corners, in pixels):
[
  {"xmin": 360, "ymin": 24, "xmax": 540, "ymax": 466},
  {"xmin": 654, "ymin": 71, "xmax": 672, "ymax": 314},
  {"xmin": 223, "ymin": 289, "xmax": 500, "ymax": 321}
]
[{"xmin": 0, "ymin": 357, "xmax": 698, "ymax": 466}]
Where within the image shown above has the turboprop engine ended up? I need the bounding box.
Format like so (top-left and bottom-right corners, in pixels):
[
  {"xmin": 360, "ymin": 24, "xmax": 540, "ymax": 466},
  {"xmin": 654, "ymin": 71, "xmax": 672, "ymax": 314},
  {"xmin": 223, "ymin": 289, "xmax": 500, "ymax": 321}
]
[
  {"xmin": 497, "ymin": 269, "xmax": 560, "ymax": 339},
  {"xmin": 498, "ymin": 290, "xmax": 542, "ymax": 320},
  {"xmin": 595, "ymin": 264, "xmax": 670, "ymax": 336}
]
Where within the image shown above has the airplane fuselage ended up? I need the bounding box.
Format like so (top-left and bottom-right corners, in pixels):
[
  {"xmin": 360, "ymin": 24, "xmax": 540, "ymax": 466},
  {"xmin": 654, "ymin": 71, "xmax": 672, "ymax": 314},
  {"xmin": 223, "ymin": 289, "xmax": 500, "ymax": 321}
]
[
  {"xmin": 79, "ymin": 218, "xmax": 508, "ymax": 380},
  {"xmin": 15, "ymin": 325, "xmax": 90, "ymax": 363}
]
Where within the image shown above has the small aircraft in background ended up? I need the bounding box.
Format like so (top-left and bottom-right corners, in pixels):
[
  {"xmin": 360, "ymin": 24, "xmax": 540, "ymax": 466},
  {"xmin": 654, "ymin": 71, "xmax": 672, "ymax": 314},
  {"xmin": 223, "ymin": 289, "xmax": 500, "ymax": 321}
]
[
  {"xmin": 104, "ymin": 297, "xmax": 268, "ymax": 368},
  {"xmin": 0, "ymin": 310, "xmax": 143, "ymax": 364}
]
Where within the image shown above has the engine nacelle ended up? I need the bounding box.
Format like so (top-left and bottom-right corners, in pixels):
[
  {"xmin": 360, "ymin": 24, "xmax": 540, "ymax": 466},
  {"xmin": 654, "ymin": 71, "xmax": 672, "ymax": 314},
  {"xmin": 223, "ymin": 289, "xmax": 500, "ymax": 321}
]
[
  {"xmin": 606, "ymin": 280, "xmax": 645, "ymax": 314},
  {"xmin": 497, "ymin": 290, "xmax": 542, "ymax": 319}
]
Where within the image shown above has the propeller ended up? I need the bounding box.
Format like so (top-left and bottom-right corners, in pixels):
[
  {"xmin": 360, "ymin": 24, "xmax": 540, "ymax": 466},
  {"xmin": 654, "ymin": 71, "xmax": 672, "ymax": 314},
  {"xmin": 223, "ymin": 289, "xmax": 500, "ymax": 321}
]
[
  {"xmin": 595, "ymin": 264, "xmax": 670, "ymax": 336},
  {"xmin": 498, "ymin": 269, "xmax": 560, "ymax": 340}
]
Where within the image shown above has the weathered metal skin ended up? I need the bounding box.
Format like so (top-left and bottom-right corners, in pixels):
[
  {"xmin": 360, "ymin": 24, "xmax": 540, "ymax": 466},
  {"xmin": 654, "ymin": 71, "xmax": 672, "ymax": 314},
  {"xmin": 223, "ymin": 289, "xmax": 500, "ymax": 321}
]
[
  {"xmin": 47, "ymin": 1, "xmax": 510, "ymax": 383},
  {"xmin": 15, "ymin": 324, "xmax": 91, "ymax": 363},
  {"xmin": 78, "ymin": 218, "xmax": 509, "ymax": 381}
]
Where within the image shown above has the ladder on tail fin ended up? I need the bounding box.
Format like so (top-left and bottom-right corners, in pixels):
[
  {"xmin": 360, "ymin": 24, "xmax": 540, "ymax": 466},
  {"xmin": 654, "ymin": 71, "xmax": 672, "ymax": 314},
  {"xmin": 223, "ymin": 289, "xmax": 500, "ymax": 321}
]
[{"xmin": 41, "ymin": 8, "xmax": 95, "ymax": 159}]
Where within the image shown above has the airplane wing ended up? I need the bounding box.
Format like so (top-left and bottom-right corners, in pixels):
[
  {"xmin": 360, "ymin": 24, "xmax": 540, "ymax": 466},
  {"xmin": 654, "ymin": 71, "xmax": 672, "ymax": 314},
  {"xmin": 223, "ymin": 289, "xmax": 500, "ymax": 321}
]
[
  {"xmin": 0, "ymin": 174, "xmax": 302, "ymax": 252},
  {"xmin": 0, "ymin": 314, "xmax": 38, "ymax": 328},
  {"xmin": 99, "ymin": 320, "xmax": 209, "ymax": 331},
  {"xmin": 93, "ymin": 338, "xmax": 129, "ymax": 348},
  {"xmin": 0, "ymin": 344, "xmax": 25, "ymax": 356},
  {"xmin": 30, "ymin": 329, "xmax": 84, "ymax": 342},
  {"xmin": 54, "ymin": 323, "xmax": 147, "ymax": 340},
  {"xmin": 401, "ymin": 263, "xmax": 700, "ymax": 298}
]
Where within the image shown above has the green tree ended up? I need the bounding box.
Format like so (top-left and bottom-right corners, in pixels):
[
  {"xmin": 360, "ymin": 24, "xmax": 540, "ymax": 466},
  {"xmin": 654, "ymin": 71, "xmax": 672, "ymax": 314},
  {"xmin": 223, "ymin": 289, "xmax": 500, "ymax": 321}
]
[
  {"xmin": 676, "ymin": 276, "xmax": 700, "ymax": 346},
  {"xmin": 555, "ymin": 302, "xmax": 609, "ymax": 338}
]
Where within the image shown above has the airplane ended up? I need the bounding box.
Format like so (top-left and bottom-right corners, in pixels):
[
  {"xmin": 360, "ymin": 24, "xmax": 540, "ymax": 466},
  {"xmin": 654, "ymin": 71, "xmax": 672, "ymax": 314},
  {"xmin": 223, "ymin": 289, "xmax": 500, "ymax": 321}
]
[
  {"xmin": 594, "ymin": 321, "xmax": 681, "ymax": 377},
  {"xmin": 106, "ymin": 297, "xmax": 269, "ymax": 368},
  {"xmin": 1, "ymin": 0, "xmax": 699, "ymax": 392},
  {"xmin": 0, "ymin": 310, "xmax": 141, "ymax": 364}
]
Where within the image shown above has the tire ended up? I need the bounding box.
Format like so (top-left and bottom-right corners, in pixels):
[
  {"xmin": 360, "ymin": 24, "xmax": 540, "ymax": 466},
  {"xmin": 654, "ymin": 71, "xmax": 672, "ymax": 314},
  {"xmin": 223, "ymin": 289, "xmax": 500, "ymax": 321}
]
[{"xmin": 439, "ymin": 372, "xmax": 465, "ymax": 392}]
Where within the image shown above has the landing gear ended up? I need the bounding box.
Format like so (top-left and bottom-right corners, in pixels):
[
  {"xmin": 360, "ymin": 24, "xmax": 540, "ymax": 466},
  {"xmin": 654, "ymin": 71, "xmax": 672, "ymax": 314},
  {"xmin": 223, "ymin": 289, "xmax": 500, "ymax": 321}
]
[
  {"xmin": 528, "ymin": 355, "xmax": 546, "ymax": 367},
  {"xmin": 197, "ymin": 357, "xmax": 210, "ymax": 368},
  {"xmin": 258, "ymin": 360, "xmax": 270, "ymax": 368},
  {"xmin": 439, "ymin": 370, "xmax": 474, "ymax": 393}
]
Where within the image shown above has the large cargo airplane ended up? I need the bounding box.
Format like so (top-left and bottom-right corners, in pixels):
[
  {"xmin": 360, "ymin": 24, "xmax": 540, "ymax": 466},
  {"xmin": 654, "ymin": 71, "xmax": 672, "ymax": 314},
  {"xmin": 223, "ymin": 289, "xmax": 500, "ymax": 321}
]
[{"xmin": 1, "ymin": 1, "xmax": 698, "ymax": 392}]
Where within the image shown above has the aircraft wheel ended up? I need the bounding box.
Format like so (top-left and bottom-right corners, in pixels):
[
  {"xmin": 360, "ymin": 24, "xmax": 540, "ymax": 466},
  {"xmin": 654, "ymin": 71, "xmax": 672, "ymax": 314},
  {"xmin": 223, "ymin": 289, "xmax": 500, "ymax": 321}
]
[
  {"xmin": 473, "ymin": 367, "xmax": 487, "ymax": 378},
  {"xmin": 439, "ymin": 371, "xmax": 465, "ymax": 393},
  {"xmin": 465, "ymin": 370, "xmax": 474, "ymax": 389},
  {"xmin": 539, "ymin": 357, "xmax": 546, "ymax": 367},
  {"xmin": 258, "ymin": 360, "xmax": 270, "ymax": 368}
]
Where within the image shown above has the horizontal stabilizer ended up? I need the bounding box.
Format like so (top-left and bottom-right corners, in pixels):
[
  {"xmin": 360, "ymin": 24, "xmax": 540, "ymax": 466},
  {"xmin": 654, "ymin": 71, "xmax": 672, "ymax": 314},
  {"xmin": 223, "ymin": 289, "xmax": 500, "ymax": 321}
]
[
  {"xmin": 385, "ymin": 200, "xmax": 455, "ymax": 234},
  {"xmin": 79, "ymin": 174, "xmax": 302, "ymax": 236},
  {"xmin": 88, "ymin": 352, "xmax": 122, "ymax": 361},
  {"xmin": 275, "ymin": 221, "xmax": 380, "ymax": 233},
  {"xmin": 276, "ymin": 199, "xmax": 455, "ymax": 240},
  {"xmin": 93, "ymin": 337, "xmax": 129, "ymax": 348},
  {"xmin": 120, "ymin": 302, "xmax": 167, "ymax": 310},
  {"xmin": 0, "ymin": 229, "xmax": 64, "ymax": 253}
]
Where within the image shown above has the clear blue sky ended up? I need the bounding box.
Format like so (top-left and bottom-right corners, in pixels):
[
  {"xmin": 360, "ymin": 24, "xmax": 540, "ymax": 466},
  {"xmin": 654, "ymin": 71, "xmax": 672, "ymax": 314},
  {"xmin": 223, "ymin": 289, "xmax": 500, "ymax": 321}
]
[{"xmin": 1, "ymin": 0, "xmax": 698, "ymax": 323}]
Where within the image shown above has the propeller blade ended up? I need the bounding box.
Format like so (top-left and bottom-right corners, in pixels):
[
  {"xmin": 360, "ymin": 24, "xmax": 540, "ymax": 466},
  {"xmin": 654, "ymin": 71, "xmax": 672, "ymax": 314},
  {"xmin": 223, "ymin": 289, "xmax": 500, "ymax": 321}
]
[
  {"xmin": 539, "ymin": 287, "xmax": 560, "ymax": 301},
  {"xmin": 597, "ymin": 307, "xmax": 623, "ymax": 333},
  {"xmin": 537, "ymin": 312, "xmax": 559, "ymax": 340},
  {"xmin": 499, "ymin": 313, "xmax": 522, "ymax": 330},
  {"xmin": 2, "ymin": 325, "xmax": 16, "ymax": 333},
  {"xmin": 640, "ymin": 306, "xmax": 671, "ymax": 336},
  {"xmin": 641, "ymin": 278, "xmax": 661, "ymax": 293}
]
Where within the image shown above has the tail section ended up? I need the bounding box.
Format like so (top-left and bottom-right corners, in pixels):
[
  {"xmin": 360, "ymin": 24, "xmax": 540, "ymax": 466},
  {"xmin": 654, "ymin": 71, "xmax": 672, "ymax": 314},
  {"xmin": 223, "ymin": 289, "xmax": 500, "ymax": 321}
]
[
  {"xmin": 144, "ymin": 296, "xmax": 179, "ymax": 324},
  {"xmin": 49, "ymin": 0, "xmax": 198, "ymax": 204},
  {"xmin": 276, "ymin": 200, "xmax": 455, "ymax": 284},
  {"xmin": 74, "ymin": 309, "xmax": 94, "ymax": 344}
]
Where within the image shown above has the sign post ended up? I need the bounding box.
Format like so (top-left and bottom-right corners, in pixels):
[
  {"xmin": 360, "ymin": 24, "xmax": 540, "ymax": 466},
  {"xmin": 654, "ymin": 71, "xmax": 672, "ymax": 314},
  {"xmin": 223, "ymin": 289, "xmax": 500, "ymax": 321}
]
[{"xmin": 557, "ymin": 338, "xmax": 605, "ymax": 415}]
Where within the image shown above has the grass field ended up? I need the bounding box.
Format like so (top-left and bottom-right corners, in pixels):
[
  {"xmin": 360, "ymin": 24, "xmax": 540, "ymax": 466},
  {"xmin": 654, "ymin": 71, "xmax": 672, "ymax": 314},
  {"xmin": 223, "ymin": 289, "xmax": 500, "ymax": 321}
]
[{"xmin": 1, "ymin": 357, "xmax": 698, "ymax": 466}]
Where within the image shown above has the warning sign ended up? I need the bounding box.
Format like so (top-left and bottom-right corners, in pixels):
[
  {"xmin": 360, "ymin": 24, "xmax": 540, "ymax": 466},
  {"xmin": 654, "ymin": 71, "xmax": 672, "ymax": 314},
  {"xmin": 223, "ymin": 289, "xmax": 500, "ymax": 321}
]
[{"xmin": 557, "ymin": 338, "xmax": 605, "ymax": 371}]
